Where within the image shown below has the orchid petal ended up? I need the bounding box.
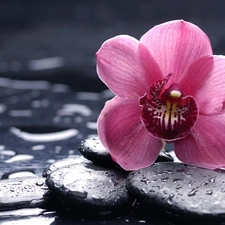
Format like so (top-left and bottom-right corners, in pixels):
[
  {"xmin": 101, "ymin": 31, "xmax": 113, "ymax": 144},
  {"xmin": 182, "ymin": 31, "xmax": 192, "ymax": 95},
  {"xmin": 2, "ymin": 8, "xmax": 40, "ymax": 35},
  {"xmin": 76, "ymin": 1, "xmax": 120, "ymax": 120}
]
[
  {"xmin": 174, "ymin": 114, "xmax": 225, "ymax": 169},
  {"xmin": 140, "ymin": 20, "xmax": 212, "ymax": 81},
  {"xmin": 179, "ymin": 55, "xmax": 225, "ymax": 115},
  {"xmin": 97, "ymin": 96, "xmax": 162, "ymax": 170},
  {"xmin": 96, "ymin": 35, "xmax": 162, "ymax": 98}
]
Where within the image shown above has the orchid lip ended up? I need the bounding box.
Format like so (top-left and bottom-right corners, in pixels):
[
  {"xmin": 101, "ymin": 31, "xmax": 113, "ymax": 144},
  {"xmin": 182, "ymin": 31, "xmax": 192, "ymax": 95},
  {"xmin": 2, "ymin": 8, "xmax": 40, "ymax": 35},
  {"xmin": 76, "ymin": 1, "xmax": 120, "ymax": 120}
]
[{"xmin": 139, "ymin": 77, "xmax": 199, "ymax": 141}]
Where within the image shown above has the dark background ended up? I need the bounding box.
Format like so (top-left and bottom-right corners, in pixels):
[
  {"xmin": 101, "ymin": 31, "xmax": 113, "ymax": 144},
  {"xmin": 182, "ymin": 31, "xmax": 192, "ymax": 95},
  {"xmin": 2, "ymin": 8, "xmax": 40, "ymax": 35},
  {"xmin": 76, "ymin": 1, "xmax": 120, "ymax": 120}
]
[
  {"xmin": 0, "ymin": 0, "xmax": 225, "ymax": 92},
  {"xmin": 1, "ymin": 1, "xmax": 225, "ymax": 224}
]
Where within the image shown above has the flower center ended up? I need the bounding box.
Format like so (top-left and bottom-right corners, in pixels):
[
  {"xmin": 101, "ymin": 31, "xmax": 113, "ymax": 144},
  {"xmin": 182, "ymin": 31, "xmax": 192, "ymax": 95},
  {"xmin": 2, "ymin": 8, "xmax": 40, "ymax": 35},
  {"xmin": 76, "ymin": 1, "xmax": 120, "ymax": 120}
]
[{"xmin": 139, "ymin": 76, "xmax": 199, "ymax": 141}]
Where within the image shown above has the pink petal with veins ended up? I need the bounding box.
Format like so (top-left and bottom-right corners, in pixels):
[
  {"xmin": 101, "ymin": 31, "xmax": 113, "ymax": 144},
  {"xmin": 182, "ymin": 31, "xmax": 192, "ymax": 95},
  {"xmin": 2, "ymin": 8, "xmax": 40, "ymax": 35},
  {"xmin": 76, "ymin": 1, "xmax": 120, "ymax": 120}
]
[
  {"xmin": 96, "ymin": 35, "xmax": 162, "ymax": 98},
  {"xmin": 180, "ymin": 55, "xmax": 225, "ymax": 115},
  {"xmin": 140, "ymin": 20, "xmax": 213, "ymax": 81},
  {"xmin": 97, "ymin": 96, "xmax": 162, "ymax": 170},
  {"xmin": 174, "ymin": 114, "xmax": 225, "ymax": 169}
]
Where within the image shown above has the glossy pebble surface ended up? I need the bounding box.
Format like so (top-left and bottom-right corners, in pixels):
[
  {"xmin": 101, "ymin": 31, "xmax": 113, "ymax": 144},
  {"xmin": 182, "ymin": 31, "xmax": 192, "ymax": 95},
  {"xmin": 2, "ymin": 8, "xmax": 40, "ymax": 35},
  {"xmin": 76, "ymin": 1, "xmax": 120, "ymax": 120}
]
[
  {"xmin": 126, "ymin": 162, "xmax": 225, "ymax": 220},
  {"xmin": 42, "ymin": 155, "xmax": 90, "ymax": 177},
  {"xmin": 78, "ymin": 135, "xmax": 173, "ymax": 167},
  {"xmin": 78, "ymin": 135, "xmax": 117, "ymax": 167},
  {"xmin": 0, "ymin": 177, "xmax": 52, "ymax": 210},
  {"xmin": 46, "ymin": 161, "xmax": 132, "ymax": 213}
]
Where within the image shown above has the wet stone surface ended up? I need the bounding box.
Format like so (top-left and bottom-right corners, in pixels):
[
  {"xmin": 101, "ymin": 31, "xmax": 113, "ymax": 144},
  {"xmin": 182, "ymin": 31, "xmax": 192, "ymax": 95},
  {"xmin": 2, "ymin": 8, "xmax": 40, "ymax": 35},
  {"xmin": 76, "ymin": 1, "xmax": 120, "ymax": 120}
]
[
  {"xmin": 42, "ymin": 155, "xmax": 91, "ymax": 177},
  {"xmin": 78, "ymin": 135, "xmax": 173, "ymax": 167},
  {"xmin": 127, "ymin": 162, "xmax": 225, "ymax": 220},
  {"xmin": 46, "ymin": 160, "xmax": 133, "ymax": 213},
  {"xmin": 0, "ymin": 177, "xmax": 53, "ymax": 210},
  {"xmin": 78, "ymin": 134, "xmax": 118, "ymax": 167}
]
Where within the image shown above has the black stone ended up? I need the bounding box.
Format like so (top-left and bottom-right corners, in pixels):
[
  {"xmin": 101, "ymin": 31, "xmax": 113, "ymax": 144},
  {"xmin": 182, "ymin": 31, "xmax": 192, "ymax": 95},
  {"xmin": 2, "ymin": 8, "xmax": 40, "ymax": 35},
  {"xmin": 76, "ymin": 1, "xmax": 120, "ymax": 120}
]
[
  {"xmin": 46, "ymin": 161, "xmax": 133, "ymax": 213},
  {"xmin": 156, "ymin": 151, "xmax": 174, "ymax": 162},
  {"xmin": 43, "ymin": 155, "xmax": 90, "ymax": 177},
  {"xmin": 78, "ymin": 135, "xmax": 173, "ymax": 168},
  {"xmin": 78, "ymin": 135, "xmax": 117, "ymax": 167},
  {"xmin": 0, "ymin": 177, "xmax": 53, "ymax": 211},
  {"xmin": 126, "ymin": 162, "xmax": 225, "ymax": 221}
]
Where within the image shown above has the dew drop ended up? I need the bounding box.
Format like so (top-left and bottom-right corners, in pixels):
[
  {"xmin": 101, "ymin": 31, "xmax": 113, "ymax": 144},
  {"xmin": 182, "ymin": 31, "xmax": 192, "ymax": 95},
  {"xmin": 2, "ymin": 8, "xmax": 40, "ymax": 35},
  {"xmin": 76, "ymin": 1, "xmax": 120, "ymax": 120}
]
[
  {"xmin": 169, "ymin": 193, "xmax": 175, "ymax": 199},
  {"xmin": 188, "ymin": 188, "xmax": 198, "ymax": 197},
  {"xmin": 206, "ymin": 190, "xmax": 213, "ymax": 195},
  {"xmin": 201, "ymin": 182, "xmax": 208, "ymax": 186},
  {"xmin": 36, "ymin": 181, "xmax": 45, "ymax": 186},
  {"xmin": 167, "ymin": 199, "xmax": 173, "ymax": 205},
  {"xmin": 152, "ymin": 185, "xmax": 162, "ymax": 190},
  {"xmin": 173, "ymin": 178, "xmax": 182, "ymax": 183},
  {"xmin": 140, "ymin": 177, "xmax": 150, "ymax": 184},
  {"xmin": 188, "ymin": 181, "xmax": 193, "ymax": 188},
  {"xmin": 208, "ymin": 178, "xmax": 215, "ymax": 183},
  {"xmin": 92, "ymin": 195, "xmax": 104, "ymax": 201},
  {"xmin": 160, "ymin": 177, "xmax": 169, "ymax": 182},
  {"xmin": 162, "ymin": 170, "xmax": 173, "ymax": 174},
  {"xmin": 176, "ymin": 184, "xmax": 182, "ymax": 190}
]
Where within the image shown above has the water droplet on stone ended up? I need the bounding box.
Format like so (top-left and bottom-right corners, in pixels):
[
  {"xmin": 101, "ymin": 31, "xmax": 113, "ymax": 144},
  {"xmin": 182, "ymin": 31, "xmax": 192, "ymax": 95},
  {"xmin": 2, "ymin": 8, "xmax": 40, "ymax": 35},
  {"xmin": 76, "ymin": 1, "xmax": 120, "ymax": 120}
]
[
  {"xmin": 206, "ymin": 190, "xmax": 213, "ymax": 195},
  {"xmin": 160, "ymin": 177, "xmax": 169, "ymax": 182},
  {"xmin": 169, "ymin": 193, "xmax": 175, "ymax": 198},
  {"xmin": 167, "ymin": 199, "xmax": 173, "ymax": 205},
  {"xmin": 36, "ymin": 181, "xmax": 44, "ymax": 186},
  {"xmin": 152, "ymin": 185, "xmax": 162, "ymax": 190},
  {"xmin": 188, "ymin": 188, "xmax": 198, "ymax": 197},
  {"xmin": 176, "ymin": 185, "xmax": 182, "ymax": 190},
  {"xmin": 188, "ymin": 181, "xmax": 193, "ymax": 188},
  {"xmin": 208, "ymin": 178, "xmax": 215, "ymax": 183},
  {"xmin": 92, "ymin": 195, "xmax": 104, "ymax": 201},
  {"xmin": 161, "ymin": 170, "xmax": 173, "ymax": 174},
  {"xmin": 201, "ymin": 182, "xmax": 208, "ymax": 186}
]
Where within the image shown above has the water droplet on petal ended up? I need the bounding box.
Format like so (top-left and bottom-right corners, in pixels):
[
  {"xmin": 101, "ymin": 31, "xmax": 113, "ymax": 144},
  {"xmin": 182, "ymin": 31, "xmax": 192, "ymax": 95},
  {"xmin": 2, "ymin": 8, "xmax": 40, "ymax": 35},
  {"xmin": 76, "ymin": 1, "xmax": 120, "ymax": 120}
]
[
  {"xmin": 160, "ymin": 177, "xmax": 169, "ymax": 182},
  {"xmin": 173, "ymin": 178, "xmax": 182, "ymax": 183}
]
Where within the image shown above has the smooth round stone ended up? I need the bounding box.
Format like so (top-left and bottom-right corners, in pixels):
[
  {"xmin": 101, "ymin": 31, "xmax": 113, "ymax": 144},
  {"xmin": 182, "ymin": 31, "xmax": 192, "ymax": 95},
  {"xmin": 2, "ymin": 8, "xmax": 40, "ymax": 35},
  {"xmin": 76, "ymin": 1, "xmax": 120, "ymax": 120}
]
[
  {"xmin": 43, "ymin": 155, "xmax": 90, "ymax": 177},
  {"xmin": 126, "ymin": 162, "xmax": 225, "ymax": 220},
  {"xmin": 78, "ymin": 135, "xmax": 117, "ymax": 167},
  {"xmin": 0, "ymin": 177, "xmax": 53, "ymax": 211},
  {"xmin": 78, "ymin": 135, "xmax": 173, "ymax": 167},
  {"xmin": 156, "ymin": 151, "xmax": 173, "ymax": 162},
  {"xmin": 46, "ymin": 161, "xmax": 132, "ymax": 213}
]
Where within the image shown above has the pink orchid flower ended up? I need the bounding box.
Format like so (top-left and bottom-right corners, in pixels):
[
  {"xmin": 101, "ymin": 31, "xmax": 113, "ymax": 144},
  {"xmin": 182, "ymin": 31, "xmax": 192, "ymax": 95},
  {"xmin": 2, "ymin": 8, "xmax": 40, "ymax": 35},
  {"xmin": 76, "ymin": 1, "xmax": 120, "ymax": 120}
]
[{"xmin": 96, "ymin": 20, "xmax": 225, "ymax": 171}]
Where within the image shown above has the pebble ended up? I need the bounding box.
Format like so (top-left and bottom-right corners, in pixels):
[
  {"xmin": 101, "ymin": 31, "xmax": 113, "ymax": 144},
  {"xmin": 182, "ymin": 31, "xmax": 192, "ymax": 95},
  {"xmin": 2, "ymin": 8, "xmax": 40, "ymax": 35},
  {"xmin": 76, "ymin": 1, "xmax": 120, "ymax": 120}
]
[
  {"xmin": 46, "ymin": 161, "xmax": 133, "ymax": 213},
  {"xmin": 126, "ymin": 162, "xmax": 225, "ymax": 220},
  {"xmin": 78, "ymin": 135, "xmax": 173, "ymax": 167},
  {"xmin": 78, "ymin": 134, "xmax": 117, "ymax": 167},
  {"xmin": 42, "ymin": 155, "xmax": 90, "ymax": 177},
  {"xmin": 0, "ymin": 177, "xmax": 53, "ymax": 211}
]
